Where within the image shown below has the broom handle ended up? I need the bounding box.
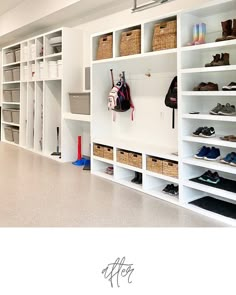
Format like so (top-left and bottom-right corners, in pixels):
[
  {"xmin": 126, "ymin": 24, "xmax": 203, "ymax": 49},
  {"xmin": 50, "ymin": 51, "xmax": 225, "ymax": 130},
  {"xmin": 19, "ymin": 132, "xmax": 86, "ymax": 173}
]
[
  {"xmin": 56, "ymin": 127, "xmax": 59, "ymax": 153},
  {"xmin": 110, "ymin": 69, "xmax": 114, "ymax": 87}
]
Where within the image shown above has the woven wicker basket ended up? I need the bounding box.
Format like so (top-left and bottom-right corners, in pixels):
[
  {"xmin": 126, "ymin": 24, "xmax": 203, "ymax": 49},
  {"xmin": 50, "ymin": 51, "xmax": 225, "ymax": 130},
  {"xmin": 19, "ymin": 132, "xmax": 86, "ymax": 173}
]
[
  {"xmin": 120, "ymin": 29, "xmax": 141, "ymax": 56},
  {"xmin": 147, "ymin": 156, "xmax": 163, "ymax": 174},
  {"xmin": 96, "ymin": 34, "xmax": 113, "ymax": 60},
  {"xmin": 93, "ymin": 144, "xmax": 104, "ymax": 158},
  {"xmin": 152, "ymin": 20, "xmax": 177, "ymax": 51},
  {"xmin": 128, "ymin": 152, "xmax": 142, "ymax": 168},
  {"xmin": 103, "ymin": 146, "xmax": 113, "ymax": 160},
  {"xmin": 162, "ymin": 160, "xmax": 178, "ymax": 178},
  {"xmin": 117, "ymin": 150, "xmax": 129, "ymax": 165}
]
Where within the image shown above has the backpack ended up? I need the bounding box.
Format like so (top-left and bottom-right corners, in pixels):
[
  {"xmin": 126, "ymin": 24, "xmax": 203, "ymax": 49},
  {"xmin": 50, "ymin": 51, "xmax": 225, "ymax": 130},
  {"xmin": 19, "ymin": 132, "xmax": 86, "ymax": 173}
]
[
  {"xmin": 165, "ymin": 76, "xmax": 177, "ymax": 128},
  {"xmin": 108, "ymin": 70, "xmax": 134, "ymax": 121}
]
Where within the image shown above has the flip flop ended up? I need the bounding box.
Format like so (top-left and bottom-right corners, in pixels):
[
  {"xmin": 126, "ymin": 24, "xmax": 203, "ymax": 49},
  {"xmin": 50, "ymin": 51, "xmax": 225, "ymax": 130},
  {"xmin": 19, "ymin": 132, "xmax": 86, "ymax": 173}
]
[{"xmin": 220, "ymin": 135, "xmax": 234, "ymax": 141}]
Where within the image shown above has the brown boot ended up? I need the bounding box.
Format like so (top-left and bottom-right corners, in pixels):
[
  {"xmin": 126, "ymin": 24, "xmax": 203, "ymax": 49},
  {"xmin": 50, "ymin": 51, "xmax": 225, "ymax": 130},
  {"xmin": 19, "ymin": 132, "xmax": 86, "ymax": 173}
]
[
  {"xmin": 215, "ymin": 20, "xmax": 232, "ymax": 42},
  {"xmin": 226, "ymin": 19, "xmax": 236, "ymax": 40},
  {"xmin": 205, "ymin": 54, "xmax": 221, "ymax": 67}
]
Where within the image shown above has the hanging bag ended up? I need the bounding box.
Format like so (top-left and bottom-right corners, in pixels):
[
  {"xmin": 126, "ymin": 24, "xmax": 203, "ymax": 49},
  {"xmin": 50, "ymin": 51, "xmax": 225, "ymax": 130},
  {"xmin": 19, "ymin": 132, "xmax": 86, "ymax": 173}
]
[{"xmin": 165, "ymin": 76, "xmax": 177, "ymax": 129}]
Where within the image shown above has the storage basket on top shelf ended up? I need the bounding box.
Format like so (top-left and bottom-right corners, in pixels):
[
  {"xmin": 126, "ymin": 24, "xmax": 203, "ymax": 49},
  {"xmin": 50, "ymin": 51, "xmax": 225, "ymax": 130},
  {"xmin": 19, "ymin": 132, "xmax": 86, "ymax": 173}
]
[
  {"xmin": 93, "ymin": 143, "xmax": 104, "ymax": 158},
  {"xmin": 104, "ymin": 146, "xmax": 113, "ymax": 160},
  {"xmin": 117, "ymin": 149, "xmax": 129, "ymax": 165},
  {"xmin": 128, "ymin": 152, "xmax": 142, "ymax": 168},
  {"xmin": 119, "ymin": 29, "xmax": 141, "ymax": 56},
  {"xmin": 96, "ymin": 34, "xmax": 113, "ymax": 60},
  {"xmin": 152, "ymin": 20, "xmax": 177, "ymax": 51}
]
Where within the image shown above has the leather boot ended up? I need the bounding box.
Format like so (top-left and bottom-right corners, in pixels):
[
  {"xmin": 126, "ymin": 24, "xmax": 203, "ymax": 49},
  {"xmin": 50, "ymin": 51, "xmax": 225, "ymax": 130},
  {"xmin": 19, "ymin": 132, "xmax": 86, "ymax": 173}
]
[
  {"xmin": 227, "ymin": 19, "xmax": 236, "ymax": 40},
  {"xmin": 135, "ymin": 173, "xmax": 142, "ymax": 185},
  {"xmin": 215, "ymin": 20, "xmax": 232, "ymax": 42},
  {"xmin": 131, "ymin": 171, "xmax": 139, "ymax": 183},
  {"xmin": 219, "ymin": 53, "xmax": 230, "ymax": 66},
  {"xmin": 205, "ymin": 54, "xmax": 221, "ymax": 67}
]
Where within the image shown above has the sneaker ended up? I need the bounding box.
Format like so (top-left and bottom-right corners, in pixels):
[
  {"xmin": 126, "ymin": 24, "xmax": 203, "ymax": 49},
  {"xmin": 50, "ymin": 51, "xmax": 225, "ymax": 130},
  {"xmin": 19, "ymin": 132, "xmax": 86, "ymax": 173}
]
[
  {"xmin": 193, "ymin": 82, "xmax": 207, "ymax": 91},
  {"xmin": 162, "ymin": 184, "xmax": 174, "ymax": 194},
  {"xmin": 218, "ymin": 103, "xmax": 236, "ymax": 116},
  {"xmin": 200, "ymin": 82, "xmax": 219, "ymax": 91},
  {"xmin": 222, "ymin": 82, "xmax": 236, "ymax": 91},
  {"xmin": 192, "ymin": 126, "xmax": 207, "ymax": 137},
  {"xmin": 198, "ymin": 170, "xmax": 213, "ymax": 181},
  {"xmin": 200, "ymin": 127, "xmax": 216, "ymax": 138},
  {"xmin": 229, "ymin": 155, "xmax": 236, "ymax": 167},
  {"xmin": 194, "ymin": 146, "xmax": 211, "ymax": 159},
  {"xmin": 209, "ymin": 103, "xmax": 224, "ymax": 115},
  {"xmin": 220, "ymin": 152, "xmax": 236, "ymax": 164},
  {"xmin": 168, "ymin": 185, "xmax": 179, "ymax": 196},
  {"xmin": 206, "ymin": 172, "xmax": 220, "ymax": 184},
  {"xmin": 204, "ymin": 147, "xmax": 221, "ymax": 161}
]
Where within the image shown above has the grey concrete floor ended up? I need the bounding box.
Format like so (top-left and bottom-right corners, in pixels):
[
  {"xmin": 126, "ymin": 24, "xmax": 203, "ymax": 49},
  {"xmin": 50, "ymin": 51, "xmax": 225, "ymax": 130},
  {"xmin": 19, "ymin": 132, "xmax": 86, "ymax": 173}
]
[{"xmin": 0, "ymin": 142, "xmax": 225, "ymax": 227}]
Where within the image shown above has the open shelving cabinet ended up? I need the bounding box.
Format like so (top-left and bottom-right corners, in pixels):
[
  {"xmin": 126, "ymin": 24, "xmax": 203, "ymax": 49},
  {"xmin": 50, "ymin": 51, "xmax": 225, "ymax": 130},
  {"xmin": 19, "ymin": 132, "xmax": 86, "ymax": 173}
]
[
  {"xmin": 91, "ymin": 0, "xmax": 236, "ymax": 226},
  {"xmin": 1, "ymin": 27, "xmax": 88, "ymax": 162}
]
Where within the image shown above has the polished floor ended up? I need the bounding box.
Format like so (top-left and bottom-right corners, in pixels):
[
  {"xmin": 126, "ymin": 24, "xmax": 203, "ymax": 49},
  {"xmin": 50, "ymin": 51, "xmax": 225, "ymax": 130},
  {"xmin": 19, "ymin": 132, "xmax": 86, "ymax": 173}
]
[{"xmin": 0, "ymin": 143, "xmax": 225, "ymax": 227}]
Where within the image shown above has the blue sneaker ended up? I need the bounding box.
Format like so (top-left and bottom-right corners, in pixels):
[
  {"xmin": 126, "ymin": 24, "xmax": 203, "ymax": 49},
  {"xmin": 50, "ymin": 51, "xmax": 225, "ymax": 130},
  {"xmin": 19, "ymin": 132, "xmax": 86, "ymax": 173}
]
[
  {"xmin": 194, "ymin": 146, "xmax": 211, "ymax": 159},
  {"xmin": 229, "ymin": 154, "xmax": 236, "ymax": 166},
  {"xmin": 220, "ymin": 152, "xmax": 236, "ymax": 164},
  {"xmin": 204, "ymin": 147, "xmax": 221, "ymax": 161}
]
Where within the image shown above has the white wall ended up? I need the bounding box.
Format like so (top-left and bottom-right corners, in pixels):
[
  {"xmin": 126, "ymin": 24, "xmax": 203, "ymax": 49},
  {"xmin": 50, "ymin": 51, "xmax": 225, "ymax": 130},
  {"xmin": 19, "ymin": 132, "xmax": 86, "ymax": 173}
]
[{"xmin": 75, "ymin": 0, "xmax": 214, "ymax": 67}]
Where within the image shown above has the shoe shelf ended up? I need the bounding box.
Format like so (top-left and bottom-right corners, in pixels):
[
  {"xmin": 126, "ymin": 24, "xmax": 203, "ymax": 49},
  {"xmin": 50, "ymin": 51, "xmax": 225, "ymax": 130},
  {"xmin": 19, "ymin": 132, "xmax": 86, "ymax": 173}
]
[
  {"xmin": 116, "ymin": 162, "xmax": 143, "ymax": 173},
  {"xmin": 182, "ymin": 91, "xmax": 236, "ymax": 96},
  {"xmin": 181, "ymin": 39, "xmax": 236, "ymax": 52},
  {"xmin": 1, "ymin": 121, "xmax": 20, "ymax": 127},
  {"xmin": 92, "ymin": 170, "xmax": 114, "ymax": 181},
  {"xmin": 183, "ymin": 135, "xmax": 236, "ymax": 149},
  {"xmin": 183, "ymin": 157, "xmax": 236, "ymax": 175},
  {"xmin": 117, "ymin": 177, "xmax": 144, "ymax": 192},
  {"xmin": 145, "ymin": 170, "xmax": 179, "ymax": 184},
  {"xmin": 181, "ymin": 65, "xmax": 236, "ymax": 74},
  {"xmin": 93, "ymin": 155, "xmax": 114, "ymax": 165},
  {"xmin": 183, "ymin": 180, "xmax": 236, "ymax": 202},
  {"xmin": 145, "ymin": 186, "xmax": 179, "ymax": 205},
  {"xmin": 182, "ymin": 114, "xmax": 236, "ymax": 122},
  {"xmin": 63, "ymin": 112, "xmax": 91, "ymax": 122}
]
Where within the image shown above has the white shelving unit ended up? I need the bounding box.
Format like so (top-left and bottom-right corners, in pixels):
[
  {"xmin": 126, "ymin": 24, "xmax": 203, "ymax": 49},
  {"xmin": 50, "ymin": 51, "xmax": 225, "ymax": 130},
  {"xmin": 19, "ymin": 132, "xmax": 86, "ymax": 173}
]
[
  {"xmin": 1, "ymin": 27, "xmax": 85, "ymax": 162},
  {"xmin": 91, "ymin": 0, "xmax": 236, "ymax": 226}
]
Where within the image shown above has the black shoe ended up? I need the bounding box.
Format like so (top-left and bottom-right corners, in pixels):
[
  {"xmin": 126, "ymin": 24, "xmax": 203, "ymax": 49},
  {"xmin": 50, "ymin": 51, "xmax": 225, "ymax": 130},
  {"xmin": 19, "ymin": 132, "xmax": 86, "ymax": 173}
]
[
  {"xmin": 192, "ymin": 126, "xmax": 207, "ymax": 136},
  {"xmin": 135, "ymin": 173, "xmax": 142, "ymax": 185},
  {"xmin": 200, "ymin": 127, "xmax": 216, "ymax": 138},
  {"xmin": 206, "ymin": 172, "xmax": 220, "ymax": 184},
  {"xmin": 198, "ymin": 170, "xmax": 213, "ymax": 182},
  {"xmin": 169, "ymin": 185, "xmax": 179, "ymax": 196},
  {"xmin": 162, "ymin": 184, "xmax": 174, "ymax": 194},
  {"xmin": 131, "ymin": 172, "xmax": 139, "ymax": 183}
]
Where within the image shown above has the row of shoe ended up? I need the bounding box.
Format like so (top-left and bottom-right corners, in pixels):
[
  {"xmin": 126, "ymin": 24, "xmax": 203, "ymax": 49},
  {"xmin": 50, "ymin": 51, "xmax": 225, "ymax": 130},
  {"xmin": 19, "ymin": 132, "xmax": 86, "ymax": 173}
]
[
  {"xmin": 210, "ymin": 103, "xmax": 236, "ymax": 116},
  {"xmin": 205, "ymin": 53, "xmax": 230, "ymax": 67},
  {"xmin": 192, "ymin": 126, "xmax": 215, "ymax": 138},
  {"xmin": 198, "ymin": 170, "xmax": 220, "ymax": 185},
  {"xmin": 193, "ymin": 82, "xmax": 236, "ymax": 91},
  {"xmin": 220, "ymin": 135, "xmax": 236, "ymax": 142},
  {"xmin": 162, "ymin": 184, "xmax": 178, "ymax": 196},
  {"xmin": 221, "ymin": 152, "xmax": 236, "ymax": 166},
  {"xmin": 105, "ymin": 166, "xmax": 114, "ymax": 175},
  {"xmin": 131, "ymin": 172, "xmax": 142, "ymax": 184}
]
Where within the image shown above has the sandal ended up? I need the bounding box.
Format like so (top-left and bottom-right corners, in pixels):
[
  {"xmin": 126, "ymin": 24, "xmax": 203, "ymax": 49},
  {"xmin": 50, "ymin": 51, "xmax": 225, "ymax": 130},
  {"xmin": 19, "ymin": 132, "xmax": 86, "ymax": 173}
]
[{"xmin": 220, "ymin": 135, "xmax": 234, "ymax": 141}]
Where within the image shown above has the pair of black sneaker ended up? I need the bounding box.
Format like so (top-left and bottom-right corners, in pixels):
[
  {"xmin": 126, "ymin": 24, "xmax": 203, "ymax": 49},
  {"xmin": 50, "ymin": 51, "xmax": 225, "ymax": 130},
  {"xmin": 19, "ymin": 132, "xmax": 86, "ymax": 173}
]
[
  {"xmin": 198, "ymin": 170, "xmax": 220, "ymax": 184},
  {"xmin": 131, "ymin": 172, "xmax": 142, "ymax": 184},
  {"xmin": 162, "ymin": 184, "xmax": 178, "ymax": 196}
]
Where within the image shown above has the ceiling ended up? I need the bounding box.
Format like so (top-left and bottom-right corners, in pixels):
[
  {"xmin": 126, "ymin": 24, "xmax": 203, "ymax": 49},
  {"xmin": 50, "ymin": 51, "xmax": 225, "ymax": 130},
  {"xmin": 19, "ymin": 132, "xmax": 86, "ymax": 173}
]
[{"xmin": 0, "ymin": 0, "xmax": 23, "ymax": 16}]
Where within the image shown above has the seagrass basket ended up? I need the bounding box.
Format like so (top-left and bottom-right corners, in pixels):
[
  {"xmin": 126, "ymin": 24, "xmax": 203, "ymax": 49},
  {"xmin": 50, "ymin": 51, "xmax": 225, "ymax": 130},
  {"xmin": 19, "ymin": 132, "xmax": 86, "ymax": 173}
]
[
  {"xmin": 152, "ymin": 20, "xmax": 177, "ymax": 51},
  {"xmin": 120, "ymin": 29, "xmax": 141, "ymax": 56},
  {"xmin": 96, "ymin": 34, "xmax": 113, "ymax": 60}
]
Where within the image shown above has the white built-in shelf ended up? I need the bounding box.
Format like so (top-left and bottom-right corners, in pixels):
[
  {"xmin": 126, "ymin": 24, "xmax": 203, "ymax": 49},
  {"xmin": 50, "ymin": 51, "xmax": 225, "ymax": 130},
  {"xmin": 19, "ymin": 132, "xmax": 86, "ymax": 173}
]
[
  {"xmin": 182, "ymin": 91, "xmax": 236, "ymax": 96},
  {"xmin": 116, "ymin": 162, "xmax": 143, "ymax": 173},
  {"xmin": 146, "ymin": 187, "xmax": 179, "ymax": 205},
  {"xmin": 2, "ymin": 121, "xmax": 20, "ymax": 127},
  {"xmin": 35, "ymin": 56, "xmax": 44, "ymax": 60},
  {"xmin": 63, "ymin": 112, "xmax": 91, "ymax": 122},
  {"xmin": 116, "ymin": 177, "xmax": 144, "ymax": 192},
  {"xmin": 3, "ymin": 62, "xmax": 21, "ymax": 67},
  {"xmin": 44, "ymin": 53, "xmax": 62, "ymax": 59},
  {"xmin": 44, "ymin": 78, "xmax": 62, "ymax": 81},
  {"xmin": 184, "ymin": 180, "xmax": 236, "ymax": 202},
  {"xmin": 93, "ymin": 156, "xmax": 114, "ymax": 165},
  {"xmin": 2, "ymin": 140, "xmax": 19, "ymax": 147},
  {"xmin": 3, "ymin": 81, "xmax": 20, "ymax": 84},
  {"xmin": 93, "ymin": 170, "xmax": 114, "ymax": 181},
  {"xmin": 181, "ymin": 39, "xmax": 236, "ymax": 52},
  {"xmin": 186, "ymin": 203, "xmax": 236, "ymax": 227},
  {"xmin": 181, "ymin": 65, "xmax": 236, "ymax": 74},
  {"xmin": 93, "ymin": 138, "xmax": 178, "ymax": 162},
  {"xmin": 145, "ymin": 170, "xmax": 179, "ymax": 184},
  {"xmin": 183, "ymin": 135, "xmax": 236, "ymax": 149},
  {"xmin": 2, "ymin": 102, "xmax": 20, "ymax": 105},
  {"xmin": 92, "ymin": 48, "xmax": 177, "ymax": 64},
  {"xmin": 183, "ymin": 157, "xmax": 236, "ymax": 175},
  {"xmin": 182, "ymin": 113, "xmax": 236, "ymax": 122}
]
